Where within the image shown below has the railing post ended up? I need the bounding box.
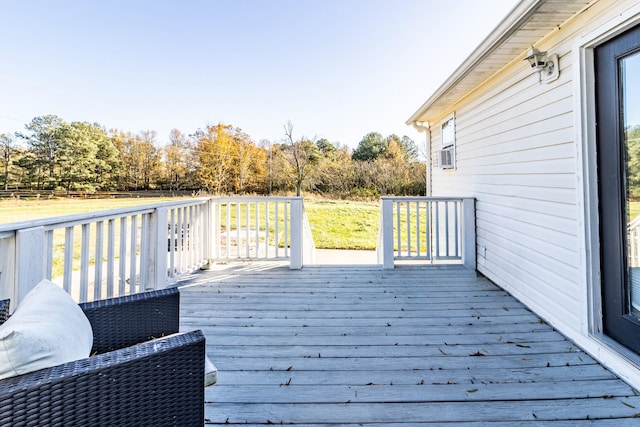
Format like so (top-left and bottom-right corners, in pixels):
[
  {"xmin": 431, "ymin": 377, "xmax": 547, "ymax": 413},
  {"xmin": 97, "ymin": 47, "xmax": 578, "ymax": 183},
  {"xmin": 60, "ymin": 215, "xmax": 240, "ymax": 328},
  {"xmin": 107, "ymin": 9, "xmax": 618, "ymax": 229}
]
[
  {"xmin": 462, "ymin": 198, "xmax": 476, "ymax": 270},
  {"xmin": 201, "ymin": 198, "xmax": 214, "ymax": 268},
  {"xmin": 147, "ymin": 207, "xmax": 168, "ymax": 290},
  {"xmin": 381, "ymin": 198, "xmax": 395, "ymax": 269},
  {"xmin": 16, "ymin": 226, "xmax": 46, "ymax": 304},
  {"xmin": 289, "ymin": 198, "xmax": 303, "ymax": 270},
  {"xmin": 0, "ymin": 233, "xmax": 16, "ymax": 307}
]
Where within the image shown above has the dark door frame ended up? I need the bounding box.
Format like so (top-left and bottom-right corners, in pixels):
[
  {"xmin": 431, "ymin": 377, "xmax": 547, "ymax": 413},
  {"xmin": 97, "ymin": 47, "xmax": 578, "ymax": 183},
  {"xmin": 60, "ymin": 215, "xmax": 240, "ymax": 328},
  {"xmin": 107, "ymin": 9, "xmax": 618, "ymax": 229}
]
[{"xmin": 595, "ymin": 23, "xmax": 640, "ymax": 354}]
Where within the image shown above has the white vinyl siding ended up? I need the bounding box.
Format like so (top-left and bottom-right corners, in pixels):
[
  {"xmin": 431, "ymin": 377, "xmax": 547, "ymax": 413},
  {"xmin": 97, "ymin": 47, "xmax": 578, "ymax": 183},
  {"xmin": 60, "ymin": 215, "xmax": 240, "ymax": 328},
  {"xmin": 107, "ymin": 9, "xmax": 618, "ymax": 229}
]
[{"xmin": 428, "ymin": 0, "xmax": 640, "ymax": 337}]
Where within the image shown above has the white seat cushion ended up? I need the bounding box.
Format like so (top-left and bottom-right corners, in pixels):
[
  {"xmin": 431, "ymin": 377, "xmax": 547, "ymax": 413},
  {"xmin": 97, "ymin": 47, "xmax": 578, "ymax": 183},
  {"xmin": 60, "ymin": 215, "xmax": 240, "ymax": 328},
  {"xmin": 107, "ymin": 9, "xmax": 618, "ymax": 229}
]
[
  {"xmin": 0, "ymin": 280, "xmax": 93, "ymax": 380},
  {"xmin": 205, "ymin": 355, "xmax": 217, "ymax": 386}
]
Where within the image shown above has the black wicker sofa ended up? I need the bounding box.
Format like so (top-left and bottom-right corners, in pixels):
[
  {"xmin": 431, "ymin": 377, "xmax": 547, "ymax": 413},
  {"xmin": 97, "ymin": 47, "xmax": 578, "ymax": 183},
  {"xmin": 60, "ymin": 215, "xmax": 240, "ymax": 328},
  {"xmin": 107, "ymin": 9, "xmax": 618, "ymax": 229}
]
[{"xmin": 0, "ymin": 288, "xmax": 205, "ymax": 427}]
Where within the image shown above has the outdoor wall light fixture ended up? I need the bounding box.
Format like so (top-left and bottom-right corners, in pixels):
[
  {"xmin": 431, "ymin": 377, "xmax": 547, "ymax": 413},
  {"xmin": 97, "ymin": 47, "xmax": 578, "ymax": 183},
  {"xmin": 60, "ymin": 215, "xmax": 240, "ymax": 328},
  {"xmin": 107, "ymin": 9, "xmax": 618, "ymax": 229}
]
[
  {"xmin": 412, "ymin": 121, "xmax": 429, "ymax": 133},
  {"xmin": 524, "ymin": 46, "xmax": 559, "ymax": 83}
]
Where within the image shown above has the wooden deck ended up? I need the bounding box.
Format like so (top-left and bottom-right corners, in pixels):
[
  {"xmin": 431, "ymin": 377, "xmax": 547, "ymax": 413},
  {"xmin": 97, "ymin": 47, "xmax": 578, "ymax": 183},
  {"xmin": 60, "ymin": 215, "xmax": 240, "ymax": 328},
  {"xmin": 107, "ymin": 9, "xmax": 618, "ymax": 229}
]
[{"xmin": 179, "ymin": 263, "xmax": 640, "ymax": 425}]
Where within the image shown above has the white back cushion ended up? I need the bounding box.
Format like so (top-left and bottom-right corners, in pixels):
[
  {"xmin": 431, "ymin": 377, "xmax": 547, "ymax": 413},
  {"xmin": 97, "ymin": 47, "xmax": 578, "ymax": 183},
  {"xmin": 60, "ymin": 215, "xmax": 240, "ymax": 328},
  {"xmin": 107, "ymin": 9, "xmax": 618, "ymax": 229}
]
[{"xmin": 0, "ymin": 280, "xmax": 93, "ymax": 380}]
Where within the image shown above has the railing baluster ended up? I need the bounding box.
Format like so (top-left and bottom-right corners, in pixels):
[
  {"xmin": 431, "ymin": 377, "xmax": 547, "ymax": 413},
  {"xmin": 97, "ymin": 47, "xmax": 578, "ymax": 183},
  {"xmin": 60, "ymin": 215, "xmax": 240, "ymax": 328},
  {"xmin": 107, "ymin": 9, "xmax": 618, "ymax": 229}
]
[
  {"xmin": 94, "ymin": 221, "xmax": 104, "ymax": 301},
  {"xmin": 453, "ymin": 201, "xmax": 461, "ymax": 257},
  {"xmin": 169, "ymin": 209, "xmax": 175, "ymax": 277},
  {"xmin": 426, "ymin": 201, "xmax": 432, "ymax": 261},
  {"xmin": 275, "ymin": 202, "xmax": 280, "ymax": 258},
  {"xmin": 396, "ymin": 202, "xmax": 401, "ymax": 257},
  {"xmin": 63, "ymin": 226, "xmax": 74, "ymax": 294},
  {"xmin": 416, "ymin": 202, "xmax": 421, "ymax": 257},
  {"xmin": 45, "ymin": 230, "xmax": 54, "ymax": 280},
  {"xmin": 225, "ymin": 202, "xmax": 231, "ymax": 259},
  {"xmin": 139, "ymin": 213, "xmax": 149, "ymax": 289},
  {"xmin": 255, "ymin": 202, "xmax": 260, "ymax": 258},
  {"xmin": 195, "ymin": 205, "xmax": 202, "ymax": 266},
  {"xmin": 183, "ymin": 206, "xmax": 189, "ymax": 268},
  {"xmin": 265, "ymin": 201, "xmax": 270, "ymax": 258},
  {"xmin": 119, "ymin": 217, "xmax": 127, "ymax": 296},
  {"xmin": 129, "ymin": 215, "xmax": 138, "ymax": 294},
  {"xmin": 444, "ymin": 201, "xmax": 450, "ymax": 257},
  {"xmin": 183, "ymin": 207, "xmax": 189, "ymax": 268},
  {"xmin": 178, "ymin": 207, "xmax": 184, "ymax": 272},
  {"xmin": 245, "ymin": 202, "xmax": 250, "ymax": 257},
  {"xmin": 284, "ymin": 202, "xmax": 289, "ymax": 258},
  {"xmin": 80, "ymin": 223, "xmax": 90, "ymax": 303},
  {"xmin": 435, "ymin": 201, "xmax": 440, "ymax": 259},
  {"xmin": 216, "ymin": 202, "xmax": 222, "ymax": 259},
  {"xmin": 232, "ymin": 203, "xmax": 237, "ymax": 259},
  {"xmin": 107, "ymin": 219, "xmax": 115, "ymax": 298},
  {"xmin": 406, "ymin": 202, "xmax": 411, "ymax": 257},
  {"xmin": 189, "ymin": 206, "xmax": 195, "ymax": 268}
]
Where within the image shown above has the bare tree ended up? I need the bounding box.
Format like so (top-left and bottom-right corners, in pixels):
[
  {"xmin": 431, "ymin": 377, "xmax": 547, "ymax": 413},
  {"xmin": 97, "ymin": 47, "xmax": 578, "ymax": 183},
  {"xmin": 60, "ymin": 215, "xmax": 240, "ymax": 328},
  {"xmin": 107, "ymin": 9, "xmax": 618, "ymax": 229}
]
[{"xmin": 281, "ymin": 121, "xmax": 320, "ymax": 196}]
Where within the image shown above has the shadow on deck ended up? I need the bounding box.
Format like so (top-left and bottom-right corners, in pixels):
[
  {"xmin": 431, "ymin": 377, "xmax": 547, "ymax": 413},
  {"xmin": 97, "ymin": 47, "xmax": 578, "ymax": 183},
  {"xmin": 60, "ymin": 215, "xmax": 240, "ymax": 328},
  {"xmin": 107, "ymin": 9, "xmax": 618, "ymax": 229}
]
[{"xmin": 178, "ymin": 263, "xmax": 640, "ymax": 426}]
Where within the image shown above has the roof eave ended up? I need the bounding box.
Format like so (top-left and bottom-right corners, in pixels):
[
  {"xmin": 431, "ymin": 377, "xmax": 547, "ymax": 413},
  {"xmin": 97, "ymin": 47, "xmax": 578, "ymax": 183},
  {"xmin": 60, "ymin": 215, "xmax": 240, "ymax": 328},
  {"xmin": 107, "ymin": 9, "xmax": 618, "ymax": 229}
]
[{"xmin": 406, "ymin": 0, "xmax": 589, "ymax": 126}]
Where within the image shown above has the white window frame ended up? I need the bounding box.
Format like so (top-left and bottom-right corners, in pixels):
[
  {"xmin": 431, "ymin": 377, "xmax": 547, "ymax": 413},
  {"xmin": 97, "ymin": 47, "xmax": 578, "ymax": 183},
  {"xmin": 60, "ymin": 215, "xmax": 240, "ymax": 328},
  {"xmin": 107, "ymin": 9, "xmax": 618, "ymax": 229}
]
[
  {"xmin": 441, "ymin": 113, "xmax": 455, "ymax": 148},
  {"xmin": 438, "ymin": 113, "xmax": 456, "ymax": 169}
]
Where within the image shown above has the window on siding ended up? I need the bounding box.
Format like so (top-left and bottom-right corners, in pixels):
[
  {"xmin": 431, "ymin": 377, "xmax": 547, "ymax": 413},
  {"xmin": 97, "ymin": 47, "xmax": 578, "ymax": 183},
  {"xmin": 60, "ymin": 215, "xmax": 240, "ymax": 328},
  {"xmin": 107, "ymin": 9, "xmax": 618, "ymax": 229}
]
[
  {"xmin": 438, "ymin": 114, "xmax": 455, "ymax": 169},
  {"xmin": 441, "ymin": 115, "xmax": 455, "ymax": 148}
]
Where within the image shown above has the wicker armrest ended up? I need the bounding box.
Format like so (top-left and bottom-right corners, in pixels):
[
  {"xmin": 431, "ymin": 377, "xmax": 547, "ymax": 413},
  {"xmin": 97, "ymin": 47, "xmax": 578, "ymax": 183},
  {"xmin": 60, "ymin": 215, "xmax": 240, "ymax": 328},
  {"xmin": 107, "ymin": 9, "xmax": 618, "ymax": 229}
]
[
  {"xmin": 0, "ymin": 300, "xmax": 9, "ymax": 325},
  {"xmin": 0, "ymin": 330, "xmax": 205, "ymax": 426},
  {"xmin": 79, "ymin": 288, "xmax": 180, "ymax": 354}
]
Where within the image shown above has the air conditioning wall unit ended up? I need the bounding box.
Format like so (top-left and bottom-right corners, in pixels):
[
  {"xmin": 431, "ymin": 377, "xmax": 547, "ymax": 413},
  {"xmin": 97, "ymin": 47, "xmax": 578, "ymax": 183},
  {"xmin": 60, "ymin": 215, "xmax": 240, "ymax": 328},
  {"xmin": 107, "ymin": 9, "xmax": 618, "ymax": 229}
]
[{"xmin": 437, "ymin": 147, "xmax": 455, "ymax": 169}]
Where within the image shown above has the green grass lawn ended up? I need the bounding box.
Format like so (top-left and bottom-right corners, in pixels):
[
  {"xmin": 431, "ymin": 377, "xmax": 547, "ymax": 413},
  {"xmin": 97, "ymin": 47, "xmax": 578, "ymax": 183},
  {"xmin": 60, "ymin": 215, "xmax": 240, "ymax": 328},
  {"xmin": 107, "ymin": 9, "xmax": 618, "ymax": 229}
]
[{"xmin": 304, "ymin": 199, "xmax": 380, "ymax": 250}]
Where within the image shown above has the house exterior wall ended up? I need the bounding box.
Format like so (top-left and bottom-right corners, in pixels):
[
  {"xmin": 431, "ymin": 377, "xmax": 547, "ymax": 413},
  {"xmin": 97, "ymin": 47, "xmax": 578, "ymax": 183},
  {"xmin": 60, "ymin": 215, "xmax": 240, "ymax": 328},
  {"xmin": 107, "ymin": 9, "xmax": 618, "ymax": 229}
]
[{"xmin": 427, "ymin": 0, "xmax": 640, "ymax": 387}]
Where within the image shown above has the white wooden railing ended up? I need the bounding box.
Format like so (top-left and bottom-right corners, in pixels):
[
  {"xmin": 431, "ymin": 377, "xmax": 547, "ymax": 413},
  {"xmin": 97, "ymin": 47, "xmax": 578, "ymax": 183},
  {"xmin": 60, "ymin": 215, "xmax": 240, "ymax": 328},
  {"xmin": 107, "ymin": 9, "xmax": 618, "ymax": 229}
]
[
  {"xmin": 0, "ymin": 196, "xmax": 316, "ymax": 308},
  {"xmin": 0, "ymin": 199, "xmax": 212, "ymax": 306},
  {"xmin": 0, "ymin": 195, "xmax": 477, "ymax": 306},
  {"xmin": 209, "ymin": 196, "xmax": 315, "ymax": 268},
  {"xmin": 377, "ymin": 197, "xmax": 476, "ymax": 269}
]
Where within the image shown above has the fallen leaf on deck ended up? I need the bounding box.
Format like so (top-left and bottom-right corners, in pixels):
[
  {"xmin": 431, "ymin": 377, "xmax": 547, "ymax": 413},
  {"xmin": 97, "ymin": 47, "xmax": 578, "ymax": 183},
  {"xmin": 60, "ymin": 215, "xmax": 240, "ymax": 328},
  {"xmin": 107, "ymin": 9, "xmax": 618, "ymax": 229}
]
[{"xmin": 279, "ymin": 378, "xmax": 292, "ymax": 386}]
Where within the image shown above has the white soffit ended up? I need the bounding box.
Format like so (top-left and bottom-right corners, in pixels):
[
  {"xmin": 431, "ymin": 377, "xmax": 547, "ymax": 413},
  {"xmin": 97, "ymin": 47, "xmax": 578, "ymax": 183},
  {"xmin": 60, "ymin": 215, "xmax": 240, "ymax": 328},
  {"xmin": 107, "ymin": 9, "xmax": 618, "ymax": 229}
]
[{"xmin": 406, "ymin": 0, "xmax": 595, "ymax": 125}]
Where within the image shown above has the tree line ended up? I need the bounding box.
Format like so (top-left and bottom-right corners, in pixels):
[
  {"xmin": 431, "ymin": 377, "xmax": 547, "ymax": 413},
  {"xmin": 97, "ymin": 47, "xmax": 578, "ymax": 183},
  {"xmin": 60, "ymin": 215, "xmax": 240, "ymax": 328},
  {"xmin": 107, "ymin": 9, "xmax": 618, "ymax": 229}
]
[{"xmin": 0, "ymin": 115, "xmax": 426, "ymax": 198}]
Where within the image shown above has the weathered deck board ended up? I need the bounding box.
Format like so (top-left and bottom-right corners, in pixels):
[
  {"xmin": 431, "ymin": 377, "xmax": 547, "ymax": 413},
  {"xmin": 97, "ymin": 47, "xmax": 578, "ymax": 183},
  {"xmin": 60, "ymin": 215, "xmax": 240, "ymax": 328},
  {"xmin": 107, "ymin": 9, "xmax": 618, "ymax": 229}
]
[{"xmin": 178, "ymin": 263, "xmax": 640, "ymax": 425}]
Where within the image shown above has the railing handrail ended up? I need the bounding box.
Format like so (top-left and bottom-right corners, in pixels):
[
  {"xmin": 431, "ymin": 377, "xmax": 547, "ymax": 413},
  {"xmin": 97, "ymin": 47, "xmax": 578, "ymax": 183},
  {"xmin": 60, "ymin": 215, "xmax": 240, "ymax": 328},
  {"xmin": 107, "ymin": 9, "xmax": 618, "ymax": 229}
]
[
  {"xmin": 0, "ymin": 198, "xmax": 210, "ymax": 233},
  {"xmin": 210, "ymin": 196, "xmax": 302, "ymax": 203},
  {"xmin": 380, "ymin": 196, "xmax": 468, "ymax": 202}
]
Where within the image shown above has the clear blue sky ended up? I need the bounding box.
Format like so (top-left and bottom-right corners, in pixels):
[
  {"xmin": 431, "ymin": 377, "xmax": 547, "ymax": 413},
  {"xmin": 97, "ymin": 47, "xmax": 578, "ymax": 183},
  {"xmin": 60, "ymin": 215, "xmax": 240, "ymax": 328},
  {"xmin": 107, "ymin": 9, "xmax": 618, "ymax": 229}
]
[{"xmin": 0, "ymin": 0, "xmax": 519, "ymax": 148}]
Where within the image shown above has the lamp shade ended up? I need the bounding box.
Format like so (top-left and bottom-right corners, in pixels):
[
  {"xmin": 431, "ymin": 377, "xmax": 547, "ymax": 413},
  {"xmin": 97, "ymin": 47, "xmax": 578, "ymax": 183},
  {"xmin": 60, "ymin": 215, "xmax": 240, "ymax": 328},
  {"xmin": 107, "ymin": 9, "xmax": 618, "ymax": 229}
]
[{"xmin": 524, "ymin": 47, "xmax": 547, "ymax": 72}]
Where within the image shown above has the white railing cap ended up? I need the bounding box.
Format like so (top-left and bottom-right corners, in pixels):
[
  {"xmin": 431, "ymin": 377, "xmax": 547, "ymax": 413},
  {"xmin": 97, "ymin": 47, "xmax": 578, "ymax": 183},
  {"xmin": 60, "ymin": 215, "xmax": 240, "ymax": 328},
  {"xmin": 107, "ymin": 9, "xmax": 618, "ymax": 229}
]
[{"xmin": 0, "ymin": 198, "xmax": 210, "ymax": 233}]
